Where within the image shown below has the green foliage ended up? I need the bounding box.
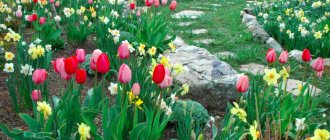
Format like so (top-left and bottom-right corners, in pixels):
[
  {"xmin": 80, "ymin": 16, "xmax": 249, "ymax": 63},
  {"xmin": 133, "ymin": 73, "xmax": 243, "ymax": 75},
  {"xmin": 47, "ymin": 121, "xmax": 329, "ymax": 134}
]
[{"xmin": 172, "ymin": 100, "xmax": 210, "ymax": 125}]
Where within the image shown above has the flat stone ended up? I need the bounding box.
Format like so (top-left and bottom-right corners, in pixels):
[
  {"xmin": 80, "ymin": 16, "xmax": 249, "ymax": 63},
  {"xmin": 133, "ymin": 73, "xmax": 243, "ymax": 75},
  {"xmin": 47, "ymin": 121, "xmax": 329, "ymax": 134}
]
[
  {"xmin": 215, "ymin": 51, "xmax": 237, "ymax": 59},
  {"xmin": 192, "ymin": 29, "xmax": 208, "ymax": 34},
  {"xmin": 194, "ymin": 39, "xmax": 214, "ymax": 44},
  {"xmin": 178, "ymin": 22, "xmax": 193, "ymax": 26},
  {"xmin": 324, "ymin": 58, "xmax": 330, "ymax": 71},
  {"xmin": 266, "ymin": 37, "xmax": 284, "ymax": 52},
  {"xmin": 172, "ymin": 36, "xmax": 188, "ymax": 48},
  {"xmin": 289, "ymin": 50, "xmax": 309, "ymax": 63},
  {"xmin": 172, "ymin": 10, "xmax": 204, "ymax": 19},
  {"xmin": 278, "ymin": 79, "xmax": 321, "ymax": 96},
  {"xmin": 166, "ymin": 45, "xmax": 238, "ymax": 111},
  {"xmin": 239, "ymin": 63, "xmax": 265, "ymax": 75}
]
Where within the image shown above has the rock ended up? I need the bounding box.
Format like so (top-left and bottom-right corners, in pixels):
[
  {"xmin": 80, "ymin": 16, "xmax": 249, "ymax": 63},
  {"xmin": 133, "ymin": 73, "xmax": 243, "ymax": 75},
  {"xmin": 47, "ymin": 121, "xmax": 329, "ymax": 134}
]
[
  {"xmin": 173, "ymin": 36, "xmax": 188, "ymax": 48},
  {"xmin": 242, "ymin": 13, "xmax": 257, "ymax": 24},
  {"xmin": 178, "ymin": 22, "xmax": 193, "ymax": 26},
  {"xmin": 266, "ymin": 37, "xmax": 284, "ymax": 52},
  {"xmin": 192, "ymin": 29, "xmax": 208, "ymax": 34},
  {"xmin": 172, "ymin": 10, "xmax": 204, "ymax": 19},
  {"xmin": 277, "ymin": 79, "xmax": 321, "ymax": 96},
  {"xmin": 324, "ymin": 58, "xmax": 330, "ymax": 71},
  {"xmin": 289, "ymin": 50, "xmax": 303, "ymax": 62},
  {"xmin": 194, "ymin": 39, "xmax": 214, "ymax": 45},
  {"xmin": 166, "ymin": 45, "xmax": 238, "ymax": 111},
  {"xmin": 215, "ymin": 51, "xmax": 237, "ymax": 59},
  {"xmin": 239, "ymin": 63, "xmax": 265, "ymax": 75},
  {"xmin": 248, "ymin": 24, "xmax": 270, "ymax": 43}
]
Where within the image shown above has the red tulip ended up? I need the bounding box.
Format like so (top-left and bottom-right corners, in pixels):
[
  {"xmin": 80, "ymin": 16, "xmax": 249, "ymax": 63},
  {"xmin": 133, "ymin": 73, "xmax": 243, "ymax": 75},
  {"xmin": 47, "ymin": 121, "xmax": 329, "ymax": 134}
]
[
  {"xmin": 90, "ymin": 49, "xmax": 102, "ymax": 71},
  {"xmin": 312, "ymin": 57, "xmax": 324, "ymax": 72},
  {"xmin": 39, "ymin": 17, "xmax": 46, "ymax": 25},
  {"xmin": 76, "ymin": 49, "xmax": 86, "ymax": 63},
  {"xmin": 161, "ymin": 0, "xmax": 167, "ymax": 5},
  {"xmin": 32, "ymin": 69, "xmax": 47, "ymax": 84},
  {"xmin": 169, "ymin": 0, "xmax": 177, "ymax": 11},
  {"xmin": 132, "ymin": 83, "xmax": 140, "ymax": 96},
  {"xmin": 302, "ymin": 49, "xmax": 311, "ymax": 62},
  {"xmin": 96, "ymin": 53, "xmax": 110, "ymax": 74},
  {"xmin": 152, "ymin": 64, "xmax": 165, "ymax": 84},
  {"xmin": 31, "ymin": 90, "xmax": 42, "ymax": 101},
  {"xmin": 279, "ymin": 51, "xmax": 288, "ymax": 64},
  {"xmin": 118, "ymin": 42, "xmax": 130, "ymax": 59},
  {"xmin": 266, "ymin": 48, "xmax": 277, "ymax": 63},
  {"xmin": 158, "ymin": 68, "xmax": 172, "ymax": 88},
  {"xmin": 236, "ymin": 75, "xmax": 249, "ymax": 93},
  {"xmin": 118, "ymin": 64, "xmax": 132, "ymax": 83},
  {"xmin": 130, "ymin": 1, "xmax": 135, "ymax": 10},
  {"xmin": 75, "ymin": 69, "xmax": 87, "ymax": 84},
  {"xmin": 64, "ymin": 56, "xmax": 79, "ymax": 75},
  {"xmin": 146, "ymin": 0, "xmax": 153, "ymax": 7},
  {"xmin": 33, "ymin": 0, "xmax": 38, "ymax": 3},
  {"xmin": 154, "ymin": 0, "xmax": 160, "ymax": 7},
  {"xmin": 32, "ymin": 13, "xmax": 38, "ymax": 21}
]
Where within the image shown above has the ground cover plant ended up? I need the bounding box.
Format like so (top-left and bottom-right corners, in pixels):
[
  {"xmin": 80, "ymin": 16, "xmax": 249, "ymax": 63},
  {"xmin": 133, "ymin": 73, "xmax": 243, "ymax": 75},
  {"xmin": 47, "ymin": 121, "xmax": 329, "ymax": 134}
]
[{"xmin": 0, "ymin": 0, "xmax": 329, "ymax": 139}]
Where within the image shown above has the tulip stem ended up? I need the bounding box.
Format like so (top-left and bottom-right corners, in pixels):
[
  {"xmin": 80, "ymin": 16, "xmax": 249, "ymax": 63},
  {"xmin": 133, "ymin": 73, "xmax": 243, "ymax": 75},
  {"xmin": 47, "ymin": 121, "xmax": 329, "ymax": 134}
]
[{"xmin": 254, "ymin": 90, "xmax": 263, "ymax": 139}]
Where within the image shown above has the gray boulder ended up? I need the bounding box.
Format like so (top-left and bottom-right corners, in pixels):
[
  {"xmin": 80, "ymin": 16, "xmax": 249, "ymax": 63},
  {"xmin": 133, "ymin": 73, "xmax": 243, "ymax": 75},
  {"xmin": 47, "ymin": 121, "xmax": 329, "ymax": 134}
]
[{"xmin": 166, "ymin": 44, "xmax": 238, "ymax": 111}]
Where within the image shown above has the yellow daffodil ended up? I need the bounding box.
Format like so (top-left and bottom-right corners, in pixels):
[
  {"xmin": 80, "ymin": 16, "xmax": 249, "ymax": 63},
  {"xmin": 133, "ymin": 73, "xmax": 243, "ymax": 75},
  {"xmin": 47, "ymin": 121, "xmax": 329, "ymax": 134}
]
[
  {"xmin": 181, "ymin": 84, "xmax": 189, "ymax": 95},
  {"xmin": 324, "ymin": 24, "xmax": 329, "ymax": 33},
  {"xmin": 308, "ymin": 129, "xmax": 330, "ymax": 140},
  {"xmin": 230, "ymin": 102, "xmax": 247, "ymax": 122},
  {"xmin": 249, "ymin": 121, "xmax": 261, "ymax": 140},
  {"xmin": 314, "ymin": 31, "xmax": 323, "ymax": 39},
  {"xmin": 77, "ymin": 123, "xmax": 91, "ymax": 140},
  {"xmin": 135, "ymin": 99, "xmax": 143, "ymax": 110},
  {"xmin": 148, "ymin": 46, "xmax": 157, "ymax": 57},
  {"xmin": 128, "ymin": 91, "xmax": 144, "ymax": 110},
  {"xmin": 138, "ymin": 43, "xmax": 146, "ymax": 55},
  {"xmin": 285, "ymin": 8, "xmax": 293, "ymax": 16},
  {"xmin": 4, "ymin": 52, "xmax": 15, "ymax": 61},
  {"xmin": 168, "ymin": 41, "xmax": 176, "ymax": 52},
  {"xmin": 160, "ymin": 56, "xmax": 169, "ymax": 67},
  {"xmin": 173, "ymin": 64, "xmax": 184, "ymax": 75},
  {"xmin": 37, "ymin": 101, "xmax": 52, "ymax": 119},
  {"xmin": 279, "ymin": 67, "xmax": 289, "ymax": 81},
  {"xmin": 263, "ymin": 68, "xmax": 281, "ymax": 85}
]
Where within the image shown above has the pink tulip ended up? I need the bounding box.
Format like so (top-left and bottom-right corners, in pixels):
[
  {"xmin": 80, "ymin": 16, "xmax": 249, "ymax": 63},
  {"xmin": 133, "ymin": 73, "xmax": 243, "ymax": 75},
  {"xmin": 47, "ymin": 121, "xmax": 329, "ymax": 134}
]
[
  {"xmin": 88, "ymin": 0, "xmax": 93, "ymax": 4},
  {"xmin": 16, "ymin": 10, "xmax": 22, "ymax": 18},
  {"xmin": 76, "ymin": 49, "xmax": 86, "ymax": 63},
  {"xmin": 278, "ymin": 51, "xmax": 288, "ymax": 64},
  {"xmin": 158, "ymin": 68, "xmax": 172, "ymax": 88},
  {"xmin": 154, "ymin": 0, "xmax": 160, "ymax": 7},
  {"xmin": 169, "ymin": 0, "xmax": 177, "ymax": 11},
  {"xmin": 236, "ymin": 75, "xmax": 249, "ymax": 93},
  {"xmin": 132, "ymin": 83, "xmax": 140, "ymax": 96},
  {"xmin": 25, "ymin": 15, "xmax": 33, "ymax": 22},
  {"xmin": 31, "ymin": 90, "xmax": 42, "ymax": 101},
  {"xmin": 161, "ymin": 0, "xmax": 167, "ymax": 5},
  {"xmin": 49, "ymin": 0, "xmax": 55, "ymax": 3},
  {"xmin": 118, "ymin": 42, "xmax": 130, "ymax": 59},
  {"xmin": 55, "ymin": 1, "xmax": 60, "ymax": 7},
  {"xmin": 39, "ymin": 17, "xmax": 46, "ymax": 25},
  {"xmin": 266, "ymin": 48, "xmax": 277, "ymax": 63},
  {"xmin": 118, "ymin": 64, "xmax": 132, "ymax": 83},
  {"xmin": 52, "ymin": 58, "xmax": 71, "ymax": 80},
  {"xmin": 316, "ymin": 71, "xmax": 323, "ymax": 78},
  {"xmin": 136, "ymin": 10, "xmax": 141, "ymax": 17},
  {"xmin": 32, "ymin": 69, "xmax": 47, "ymax": 84},
  {"xmin": 312, "ymin": 57, "xmax": 324, "ymax": 72},
  {"xmin": 90, "ymin": 49, "xmax": 102, "ymax": 71}
]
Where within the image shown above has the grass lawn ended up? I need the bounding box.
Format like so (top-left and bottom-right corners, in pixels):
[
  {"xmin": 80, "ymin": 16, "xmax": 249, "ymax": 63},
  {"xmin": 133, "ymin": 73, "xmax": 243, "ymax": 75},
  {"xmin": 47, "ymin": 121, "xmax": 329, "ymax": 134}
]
[{"xmin": 169, "ymin": 0, "xmax": 330, "ymax": 110}]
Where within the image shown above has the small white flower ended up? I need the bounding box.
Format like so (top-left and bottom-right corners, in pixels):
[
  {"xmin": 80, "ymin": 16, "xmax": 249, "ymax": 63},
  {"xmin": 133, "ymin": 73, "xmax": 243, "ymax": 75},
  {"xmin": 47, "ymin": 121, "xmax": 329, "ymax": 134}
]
[
  {"xmin": 54, "ymin": 16, "xmax": 61, "ymax": 22},
  {"xmin": 103, "ymin": 17, "xmax": 110, "ymax": 24},
  {"xmin": 22, "ymin": 41, "xmax": 26, "ymax": 46},
  {"xmin": 323, "ymin": 114, "xmax": 326, "ymax": 118},
  {"xmin": 20, "ymin": 64, "xmax": 34, "ymax": 76},
  {"xmin": 295, "ymin": 118, "xmax": 306, "ymax": 131},
  {"xmin": 160, "ymin": 99, "xmax": 167, "ymax": 110},
  {"xmin": 108, "ymin": 82, "xmax": 118, "ymax": 95},
  {"xmin": 45, "ymin": 45, "xmax": 52, "ymax": 51},
  {"xmin": 113, "ymin": 36, "xmax": 119, "ymax": 44},
  {"xmin": 165, "ymin": 107, "xmax": 172, "ymax": 116},
  {"xmin": 111, "ymin": 10, "xmax": 119, "ymax": 18},
  {"xmin": 35, "ymin": 38, "xmax": 42, "ymax": 44},
  {"xmin": 3, "ymin": 63, "xmax": 14, "ymax": 73}
]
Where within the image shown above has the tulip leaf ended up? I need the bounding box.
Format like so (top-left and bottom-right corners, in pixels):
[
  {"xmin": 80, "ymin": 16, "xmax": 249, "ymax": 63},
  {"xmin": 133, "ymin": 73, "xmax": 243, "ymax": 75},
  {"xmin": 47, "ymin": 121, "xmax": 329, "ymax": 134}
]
[{"xmin": 18, "ymin": 113, "xmax": 38, "ymax": 133}]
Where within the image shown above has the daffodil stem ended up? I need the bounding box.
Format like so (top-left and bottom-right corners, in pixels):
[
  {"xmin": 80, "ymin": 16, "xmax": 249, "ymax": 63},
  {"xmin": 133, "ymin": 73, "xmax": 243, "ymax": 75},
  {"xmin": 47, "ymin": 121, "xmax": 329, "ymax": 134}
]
[{"xmin": 254, "ymin": 90, "xmax": 263, "ymax": 139}]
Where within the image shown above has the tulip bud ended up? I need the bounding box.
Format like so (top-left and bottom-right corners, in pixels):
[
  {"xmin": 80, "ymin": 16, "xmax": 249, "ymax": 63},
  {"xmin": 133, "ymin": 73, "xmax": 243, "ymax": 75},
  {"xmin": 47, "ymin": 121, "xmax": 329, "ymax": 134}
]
[
  {"xmin": 136, "ymin": 10, "xmax": 141, "ymax": 17},
  {"xmin": 146, "ymin": 0, "xmax": 153, "ymax": 7},
  {"xmin": 90, "ymin": 49, "xmax": 102, "ymax": 71},
  {"xmin": 32, "ymin": 69, "xmax": 48, "ymax": 84},
  {"xmin": 32, "ymin": 13, "xmax": 38, "ymax": 21},
  {"xmin": 88, "ymin": 0, "xmax": 93, "ymax": 4},
  {"xmin": 33, "ymin": 0, "xmax": 38, "ymax": 3},
  {"xmin": 130, "ymin": 1, "xmax": 135, "ymax": 10},
  {"xmin": 118, "ymin": 64, "xmax": 132, "ymax": 83},
  {"xmin": 55, "ymin": 1, "xmax": 60, "ymax": 7},
  {"xmin": 39, "ymin": 17, "xmax": 46, "ymax": 25},
  {"xmin": 96, "ymin": 53, "xmax": 110, "ymax": 74},
  {"xmin": 16, "ymin": 10, "xmax": 22, "ymax": 18},
  {"xmin": 76, "ymin": 49, "xmax": 86, "ymax": 63},
  {"xmin": 132, "ymin": 83, "xmax": 140, "ymax": 96},
  {"xmin": 302, "ymin": 49, "xmax": 311, "ymax": 62},
  {"xmin": 75, "ymin": 69, "xmax": 87, "ymax": 84},
  {"xmin": 161, "ymin": 0, "xmax": 167, "ymax": 5},
  {"xmin": 266, "ymin": 48, "xmax": 277, "ymax": 63},
  {"xmin": 154, "ymin": 0, "xmax": 160, "ymax": 7},
  {"xmin": 64, "ymin": 56, "xmax": 79, "ymax": 75},
  {"xmin": 169, "ymin": 0, "xmax": 177, "ymax": 11},
  {"xmin": 152, "ymin": 64, "xmax": 166, "ymax": 84},
  {"xmin": 236, "ymin": 75, "xmax": 249, "ymax": 93},
  {"xmin": 31, "ymin": 90, "xmax": 42, "ymax": 101},
  {"xmin": 118, "ymin": 42, "xmax": 130, "ymax": 59},
  {"xmin": 312, "ymin": 57, "xmax": 324, "ymax": 72},
  {"xmin": 50, "ymin": 0, "xmax": 55, "ymax": 3},
  {"xmin": 278, "ymin": 51, "xmax": 288, "ymax": 64}
]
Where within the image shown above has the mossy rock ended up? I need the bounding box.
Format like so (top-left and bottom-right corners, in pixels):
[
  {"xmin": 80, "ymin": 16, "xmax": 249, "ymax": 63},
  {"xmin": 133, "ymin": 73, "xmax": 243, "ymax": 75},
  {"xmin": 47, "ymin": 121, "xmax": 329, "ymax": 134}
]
[{"xmin": 172, "ymin": 100, "xmax": 210, "ymax": 125}]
